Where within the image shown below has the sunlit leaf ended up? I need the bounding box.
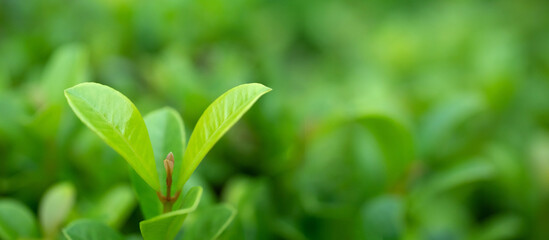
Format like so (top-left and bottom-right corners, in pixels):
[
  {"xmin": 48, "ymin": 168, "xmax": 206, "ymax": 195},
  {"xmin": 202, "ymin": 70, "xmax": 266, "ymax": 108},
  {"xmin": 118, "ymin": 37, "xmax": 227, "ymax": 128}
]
[
  {"xmin": 0, "ymin": 199, "xmax": 39, "ymax": 239},
  {"xmin": 63, "ymin": 219, "xmax": 123, "ymax": 240},
  {"xmin": 39, "ymin": 182, "xmax": 76, "ymax": 237},
  {"xmin": 65, "ymin": 82, "xmax": 159, "ymax": 190},
  {"xmin": 144, "ymin": 107, "xmax": 186, "ymax": 197},
  {"xmin": 140, "ymin": 186, "xmax": 203, "ymax": 240},
  {"xmin": 175, "ymin": 83, "xmax": 271, "ymax": 191}
]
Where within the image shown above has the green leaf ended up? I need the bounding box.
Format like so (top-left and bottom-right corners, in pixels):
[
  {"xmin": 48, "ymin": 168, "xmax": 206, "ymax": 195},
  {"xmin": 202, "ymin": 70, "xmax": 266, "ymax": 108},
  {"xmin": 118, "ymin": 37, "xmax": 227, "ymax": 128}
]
[
  {"xmin": 0, "ymin": 66, "xmax": 8, "ymax": 92},
  {"xmin": 140, "ymin": 186, "xmax": 203, "ymax": 240},
  {"xmin": 42, "ymin": 44, "xmax": 89, "ymax": 104},
  {"xmin": 410, "ymin": 159, "xmax": 496, "ymax": 210},
  {"xmin": 424, "ymin": 159, "xmax": 495, "ymax": 195},
  {"xmin": 418, "ymin": 95, "xmax": 484, "ymax": 158},
  {"xmin": 129, "ymin": 168, "xmax": 162, "ymax": 219},
  {"xmin": 65, "ymin": 82, "xmax": 159, "ymax": 190},
  {"xmin": 357, "ymin": 115, "xmax": 415, "ymax": 186},
  {"xmin": 222, "ymin": 177, "xmax": 271, "ymax": 239},
  {"xmin": 474, "ymin": 215, "xmax": 522, "ymax": 240},
  {"xmin": 28, "ymin": 104, "xmax": 63, "ymax": 138},
  {"xmin": 39, "ymin": 182, "xmax": 76, "ymax": 237},
  {"xmin": 144, "ymin": 107, "xmax": 186, "ymax": 197},
  {"xmin": 0, "ymin": 199, "xmax": 39, "ymax": 240},
  {"xmin": 92, "ymin": 185, "xmax": 136, "ymax": 229},
  {"xmin": 296, "ymin": 115, "xmax": 414, "ymax": 217},
  {"xmin": 175, "ymin": 83, "xmax": 271, "ymax": 190},
  {"xmin": 360, "ymin": 195, "xmax": 405, "ymax": 240},
  {"xmin": 63, "ymin": 219, "xmax": 123, "ymax": 240},
  {"xmin": 182, "ymin": 204, "xmax": 237, "ymax": 240}
]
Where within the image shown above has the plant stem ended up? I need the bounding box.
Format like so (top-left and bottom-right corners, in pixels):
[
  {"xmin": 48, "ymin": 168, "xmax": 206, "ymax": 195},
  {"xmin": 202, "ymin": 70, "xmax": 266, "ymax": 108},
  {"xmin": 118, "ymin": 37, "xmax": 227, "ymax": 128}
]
[{"xmin": 159, "ymin": 152, "xmax": 179, "ymax": 213}]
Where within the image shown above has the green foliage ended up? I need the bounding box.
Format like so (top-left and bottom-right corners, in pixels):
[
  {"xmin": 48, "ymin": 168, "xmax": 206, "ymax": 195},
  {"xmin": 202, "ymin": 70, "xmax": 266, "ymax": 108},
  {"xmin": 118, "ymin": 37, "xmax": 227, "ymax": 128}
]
[
  {"xmin": 2, "ymin": 0, "xmax": 549, "ymax": 239},
  {"xmin": 140, "ymin": 186, "xmax": 202, "ymax": 240},
  {"xmin": 0, "ymin": 199, "xmax": 39, "ymax": 240},
  {"xmin": 90, "ymin": 185, "xmax": 136, "ymax": 228},
  {"xmin": 39, "ymin": 182, "xmax": 76, "ymax": 237},
  {"xmin": 63, "ymin": 82, "xmax": 268, "ymax": 239},
  {"xmin": 176, "ymin": 83, "xmax": 272, "ymax": 191},
  {"xmin": 63, "ymin": 219, "xmax": 123, "ymax": 240},
  {"xmin": 357, "ymin": 115, "xmax": 414, "ymax": 188},
  {"xmin": 42, "ymin": 44, "xmax": 89, "ymax": 104},
  {"xmin": 65, "ymin": 82, "xmax": 160, "ymax": 190},
  {"xmin": 182, "ymin": 204, "xmax": 237, "ymax": 240},
  {"xmin": 130, "ymin": 168, "xmax": 163, "ymax": 220},
  {"xmin": 144, "ymin": 107, "xmax": 186, "ymax": 197},
  {"xmin": 360, "ymin": 195, "xmax": 404, "ymax": 240},
  {"xmin": 64, "ymin": 82, "xmax": 268, "ymax": 238}
]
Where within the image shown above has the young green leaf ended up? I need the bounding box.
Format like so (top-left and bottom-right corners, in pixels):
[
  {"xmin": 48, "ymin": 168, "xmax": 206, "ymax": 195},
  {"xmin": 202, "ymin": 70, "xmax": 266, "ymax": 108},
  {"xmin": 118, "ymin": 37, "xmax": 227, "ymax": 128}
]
[
  {"xmin": 140, "ymin": 186, "xmax": 203, "ymax": 240},
  {"xmin": 175, "ymin": 83, "xmax": 271, "ymax": 191},
  {"xmin": 63, "ymin": 219, "xmax": 123, "ymax": 240},
  {"xmin": 144, "ymin": 107, "xmax": 186, "ymax": 197},
  {"xmin": 65, "ymin": 82, "xmax": 160, "ymax": 190},
  {"xmin": 0, "ymin": 199, "xmax": 39, "ymax": 240},
  {"xmin": 182, "ymin": 204, "xmax": 237, "ymax": 240},
  {"xmin": 39, "ymin": 182, "xmax": 76, "ymax": 237}
]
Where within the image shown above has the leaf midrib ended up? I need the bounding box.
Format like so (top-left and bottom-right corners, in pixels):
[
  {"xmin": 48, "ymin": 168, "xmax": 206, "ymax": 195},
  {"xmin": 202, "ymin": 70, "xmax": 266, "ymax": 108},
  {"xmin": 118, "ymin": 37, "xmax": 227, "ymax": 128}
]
[
  {"xmin": 186, "ymin": 94, "xmax": 257, "ymax": 174},
  {"xmin": 67, "ymin": 91, "xmax": 154, "ymax": 187}
]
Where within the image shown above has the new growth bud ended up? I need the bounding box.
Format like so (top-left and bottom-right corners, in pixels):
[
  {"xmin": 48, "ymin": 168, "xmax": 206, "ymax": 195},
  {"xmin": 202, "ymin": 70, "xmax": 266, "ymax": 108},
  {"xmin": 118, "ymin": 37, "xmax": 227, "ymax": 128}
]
[
  {"xmin": 164, "ymin": 152, "xmax": 174, "ymax": 177},
  {"xmin": 159, "ymin": 152, "xmax": 180, "ymax": 213},
  {"xmin": 164, "ymin": 152, "xmax": 175, "ymax": 201}
]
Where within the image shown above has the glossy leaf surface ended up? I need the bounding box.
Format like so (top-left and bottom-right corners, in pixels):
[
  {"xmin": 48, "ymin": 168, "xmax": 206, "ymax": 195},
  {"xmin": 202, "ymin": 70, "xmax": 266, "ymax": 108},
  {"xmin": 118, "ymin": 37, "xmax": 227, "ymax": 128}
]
[
  {"xmin": 140, "ymin": 186, "xmax": 202, "ymax": 240},
  {"xmin": 176, "ymin": 83, "xmax": 271, "ymax": 190},
  {"xmin": 65, "ymin": 82, "xmax": 159, "ymax": 190}
]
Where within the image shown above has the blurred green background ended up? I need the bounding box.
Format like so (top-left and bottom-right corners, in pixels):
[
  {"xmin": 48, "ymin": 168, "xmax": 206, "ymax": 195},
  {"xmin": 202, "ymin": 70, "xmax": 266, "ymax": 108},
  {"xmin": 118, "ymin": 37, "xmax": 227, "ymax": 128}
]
[{"xmin": 1, "ymin": 0, "xmax": 549, "ymax": 239}]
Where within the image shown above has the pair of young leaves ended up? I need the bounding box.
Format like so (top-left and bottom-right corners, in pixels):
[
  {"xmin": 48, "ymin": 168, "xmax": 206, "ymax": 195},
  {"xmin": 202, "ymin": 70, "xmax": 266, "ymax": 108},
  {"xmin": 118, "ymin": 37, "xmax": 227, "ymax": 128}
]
[
  {"xmin": 65, "ymin": 82, "xmax": 270, "ymax": 196},
  {"xmin": 64, "ymin": 82, "xmax": 270, "ymax": 239}
]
